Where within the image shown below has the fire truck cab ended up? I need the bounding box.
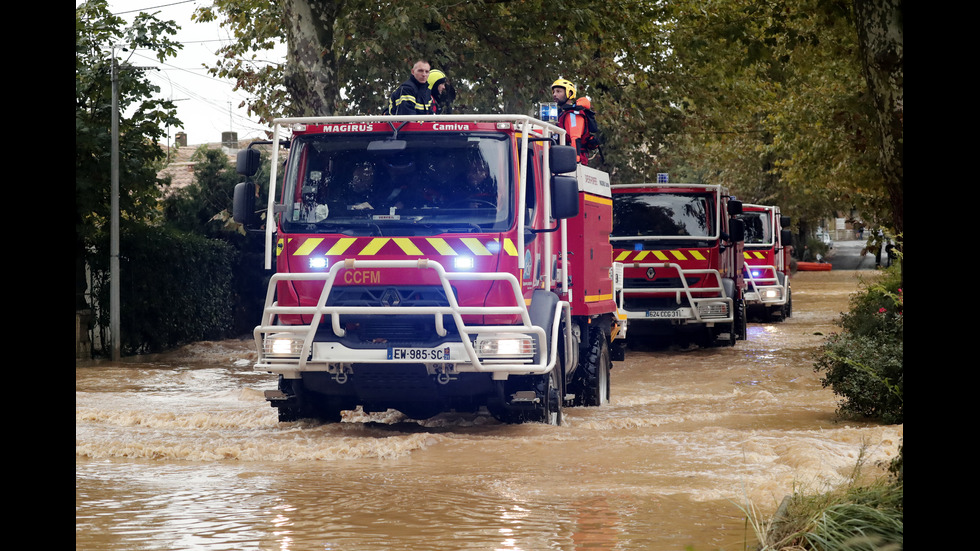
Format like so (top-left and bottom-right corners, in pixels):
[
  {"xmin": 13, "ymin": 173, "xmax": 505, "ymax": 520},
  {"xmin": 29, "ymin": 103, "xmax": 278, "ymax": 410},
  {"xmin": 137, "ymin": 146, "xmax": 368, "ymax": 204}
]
[
  {"xmin": 738, "ymin": 204, "xmax": 793, "ymax": 321},
  {"xmin": 610, "ymin": 181, "xmax": 746, "ymax": 347},
  {"xmin": 234, "ymin": 114, "xmax": 622, "ymax": 425}
]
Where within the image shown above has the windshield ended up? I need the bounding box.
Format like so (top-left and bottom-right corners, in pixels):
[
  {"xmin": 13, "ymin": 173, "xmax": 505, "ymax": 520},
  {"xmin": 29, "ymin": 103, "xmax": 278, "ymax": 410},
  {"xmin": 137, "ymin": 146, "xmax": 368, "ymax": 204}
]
[
  {"xmin": 280, "ymin": 132, "xmax": 513, "ymax": 235},
  {"xmin": 611, "ymin": 192, "xmax": 715, "ymax": 239},
  {"xmin": 738, "ymin": 211, "xmax": 772, "ymax": 245}
]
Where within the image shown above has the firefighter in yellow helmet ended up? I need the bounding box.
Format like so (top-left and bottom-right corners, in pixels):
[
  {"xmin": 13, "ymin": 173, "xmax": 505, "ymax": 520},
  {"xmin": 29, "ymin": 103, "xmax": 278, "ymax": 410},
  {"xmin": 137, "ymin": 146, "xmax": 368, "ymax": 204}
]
[
  {"xmin": 551, "ymin": 78, "xmax": 593, "ymax": 165},
  {"xmin": 427, "ymin": 69, "xmax": 456, "ymax": 114}
]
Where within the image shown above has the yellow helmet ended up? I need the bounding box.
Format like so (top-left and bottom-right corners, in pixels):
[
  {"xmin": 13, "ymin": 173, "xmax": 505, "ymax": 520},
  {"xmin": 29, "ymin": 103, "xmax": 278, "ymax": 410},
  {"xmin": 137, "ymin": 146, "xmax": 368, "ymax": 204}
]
[
  {"xmin": 551, "ymin": 78, "xmax": 576, "ymax": 100},
  {"xmin": 428, "ymin": 69, "xmax": 447, "ymax": 90}
]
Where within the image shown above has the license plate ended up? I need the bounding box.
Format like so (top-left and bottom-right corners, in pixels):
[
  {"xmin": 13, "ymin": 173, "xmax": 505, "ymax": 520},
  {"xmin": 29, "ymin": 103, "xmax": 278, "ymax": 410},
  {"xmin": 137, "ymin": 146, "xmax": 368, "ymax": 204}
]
[
  {"xmin": 387, "ymin": 347, "xmax": 452, "ymax": 361},
  {"xmin": 646, "ymin": 310, "xmax": 682, "ymax": 319}
]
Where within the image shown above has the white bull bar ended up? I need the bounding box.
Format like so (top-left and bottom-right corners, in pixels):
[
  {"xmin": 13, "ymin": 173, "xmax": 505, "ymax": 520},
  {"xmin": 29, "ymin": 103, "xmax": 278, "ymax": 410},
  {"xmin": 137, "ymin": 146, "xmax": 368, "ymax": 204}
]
[
  {"xmin": 618, "ymin": 262, "xmax": 734, "ymax": 324},
  {"xmin": 253, "ymin": 258, "xmax": 568, "ymax": 377},
  {"xmin": 743, "ymin": 264, "xmax": 788, "ymax": 305}
]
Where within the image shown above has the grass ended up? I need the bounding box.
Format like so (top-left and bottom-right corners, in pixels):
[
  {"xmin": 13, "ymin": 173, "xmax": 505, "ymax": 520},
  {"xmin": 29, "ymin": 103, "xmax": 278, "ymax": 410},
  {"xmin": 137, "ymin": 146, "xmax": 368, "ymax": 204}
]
[{"xmin": 740, "ymin": 447, "xmax": 903, "ymax": 550}]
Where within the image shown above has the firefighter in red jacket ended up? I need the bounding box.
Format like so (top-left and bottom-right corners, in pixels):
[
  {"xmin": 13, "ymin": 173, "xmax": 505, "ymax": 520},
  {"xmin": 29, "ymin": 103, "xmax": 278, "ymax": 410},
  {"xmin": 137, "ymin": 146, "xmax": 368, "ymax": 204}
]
[{"xmin": 551, "ymin": 78, "xmax": 591, "ymax": 165}]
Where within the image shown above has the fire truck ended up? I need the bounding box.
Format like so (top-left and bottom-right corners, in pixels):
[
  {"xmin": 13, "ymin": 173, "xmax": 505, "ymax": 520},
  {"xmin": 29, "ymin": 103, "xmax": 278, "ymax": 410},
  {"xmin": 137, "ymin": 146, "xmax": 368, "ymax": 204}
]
[
  {"xmin": 610, "ymin": 181, "xmax": 746, "ymax": 347},
  {"xmin": 738, "ymin": 204, "xmax": 793, "ymax": 321},
  {"xmin": 233, "ymin": 114, "xmax": 623, "ymax": 425}
]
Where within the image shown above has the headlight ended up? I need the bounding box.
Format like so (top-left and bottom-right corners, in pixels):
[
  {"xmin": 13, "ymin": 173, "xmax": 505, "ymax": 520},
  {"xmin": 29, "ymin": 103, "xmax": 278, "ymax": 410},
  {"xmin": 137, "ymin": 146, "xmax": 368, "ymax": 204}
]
[
  {"xmin": 263, "ymin": 334, "xmax": 305, "ymax": 357},
  {"xmin": 698, "ymin": 302, "xmax": 730, "ymax": 318},
  {"xmin": 475, "ymin": 333, "xmax": 535, "ymax": 357},
  {"xmin": 763, "ymin": 288, "xmax": 782, "ymax": 300}
]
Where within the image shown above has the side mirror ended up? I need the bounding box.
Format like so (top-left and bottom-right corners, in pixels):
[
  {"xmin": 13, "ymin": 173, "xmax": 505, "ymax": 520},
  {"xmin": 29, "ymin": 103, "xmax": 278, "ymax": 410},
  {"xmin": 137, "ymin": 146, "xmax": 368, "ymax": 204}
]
[
  {"xmin": 729, "ymin": 218, "xmax": 745, "ymax": 243},
  {"xmin": 727, "ymin": 199, "xmax": 743, "ymax": 216},
  {"xmin": 780, "ymin": 229, "xmax": 793, "ymax": 247},
  {"xmin": 549, "ymin": 145, "xmax": 578, "ymax": 175},
  {"xmin": 780, "ymin": 215, "xmax": 791, "ymax": 228},
  {"xmin": 551, "ymin": 175, "xmax": 579, "ymax": 219},
  {"xmin": 237, "ymin": 148, "xmax": 261, "ymax": 177},
  {"xmin": 233, "ymin": 182, "xmax": 257, "ymax": 225}
]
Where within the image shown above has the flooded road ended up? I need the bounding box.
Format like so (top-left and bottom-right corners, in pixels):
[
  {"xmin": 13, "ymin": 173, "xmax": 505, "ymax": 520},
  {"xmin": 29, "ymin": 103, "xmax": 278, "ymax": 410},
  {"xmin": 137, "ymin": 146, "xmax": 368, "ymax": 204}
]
[{"xmin": 76, "ymin": 269, "xmax": 903, "ymax": 550}]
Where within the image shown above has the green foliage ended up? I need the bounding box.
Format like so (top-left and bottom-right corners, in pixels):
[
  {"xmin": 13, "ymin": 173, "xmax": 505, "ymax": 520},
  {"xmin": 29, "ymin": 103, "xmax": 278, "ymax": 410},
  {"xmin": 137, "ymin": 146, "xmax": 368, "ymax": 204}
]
[
  {"xmin": 771, "ymin": 482, "xmax": 903, "ymax": 550},
  {"xmin": 162, "ymin": 147, "xmax": 241, "ymax": 236},
  {"xmin": 88, "ymin": 226, "xmax": 236, "ymax": 355},
  {"xmin": 815, "ymin": 262, "xmax": 903, "ymax": 423},
  {"xmin": 193, "ymin": 0, "xmax": 679, "ymax": 183},
  {"xmin": 76, "ymin": 0, "xmax": 182, "ymax": 240},
  {"xmin": 162, "ymin": 145, "xmax": 274, "ymax": 337},
  {"xmin": 752, "ymin": 449, "xmax": 903, "ymax": 550},
  {"xmin": 660, "ymin": 0, "xmax": 887, "ymax": 229},
  {"xmin": 76, "ymin": 0, "xmax": 182, "ymax": 311}
]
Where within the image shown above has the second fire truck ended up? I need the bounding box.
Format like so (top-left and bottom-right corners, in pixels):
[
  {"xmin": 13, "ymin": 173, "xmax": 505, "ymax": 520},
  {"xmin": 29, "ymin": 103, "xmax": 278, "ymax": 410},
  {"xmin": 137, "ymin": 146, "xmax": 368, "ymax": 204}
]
[{"xmin": 610, "ymin": 180, "xmax": 746, "ymax": 347}]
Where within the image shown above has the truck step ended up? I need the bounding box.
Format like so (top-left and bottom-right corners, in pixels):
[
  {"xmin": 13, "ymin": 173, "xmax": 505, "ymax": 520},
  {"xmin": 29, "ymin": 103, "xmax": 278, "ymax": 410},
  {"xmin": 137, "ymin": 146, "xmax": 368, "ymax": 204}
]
[
  {"xmin": 264, "ymin": 390, "xmax": 290, "ymax": 402},
  {"xmin": 510, "ymin": 391, "xmax": 540, "ymax": 404}
]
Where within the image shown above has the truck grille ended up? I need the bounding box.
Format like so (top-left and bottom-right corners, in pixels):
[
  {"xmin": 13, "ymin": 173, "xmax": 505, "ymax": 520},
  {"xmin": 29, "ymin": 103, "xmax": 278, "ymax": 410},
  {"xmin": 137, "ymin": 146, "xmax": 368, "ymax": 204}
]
[
  {"xmin": 324, "ymin": 285, "xmax": 459, "ymax": 346},
  {"xmin": 625, "ymin": 276, "xmax": 703, "ymax": 289}
]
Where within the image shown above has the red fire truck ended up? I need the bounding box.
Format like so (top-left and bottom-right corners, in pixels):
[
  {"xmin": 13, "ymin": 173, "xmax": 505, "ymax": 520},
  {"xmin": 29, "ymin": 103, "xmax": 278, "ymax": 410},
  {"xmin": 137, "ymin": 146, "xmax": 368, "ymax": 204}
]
[
  {"xmin": 610, "ymin": 181, "xmax": 746, "ymax": 347},
  {"xmin": 738, "ymin": 204, "xmax": 793, "ymax": 321},
  {"xmin": 233, "ymin": 114, "xmax": 623, "ymax": 425}
]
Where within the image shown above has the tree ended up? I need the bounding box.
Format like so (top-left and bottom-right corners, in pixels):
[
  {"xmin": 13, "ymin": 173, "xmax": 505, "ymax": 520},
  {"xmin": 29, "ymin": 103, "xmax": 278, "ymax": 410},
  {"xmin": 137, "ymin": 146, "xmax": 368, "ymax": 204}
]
[
  {"xmin": 659, "ymin": 0, "xmax": 887, "ymax": 236},
  {"xmin": 162, "ymin": 147, "xmax": 241, "ymax": 236},
  {"xmin": 195, "ymin": 0, "xmax": 679, "ymax": 181},
  {"xmin": 853, "ymin": 0, "xmax": 902, "ymax": 238},
  {"xmin": 76, "ymin": 0, "xmax": 182, "ymax": 309}
]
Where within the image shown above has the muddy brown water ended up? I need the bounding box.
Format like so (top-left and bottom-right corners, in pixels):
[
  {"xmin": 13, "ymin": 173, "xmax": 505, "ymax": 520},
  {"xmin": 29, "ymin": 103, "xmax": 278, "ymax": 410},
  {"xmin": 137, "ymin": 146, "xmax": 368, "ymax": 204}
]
[{"xmin": 76, "ymin": 270, "xmax": 902, "ymax": 550}]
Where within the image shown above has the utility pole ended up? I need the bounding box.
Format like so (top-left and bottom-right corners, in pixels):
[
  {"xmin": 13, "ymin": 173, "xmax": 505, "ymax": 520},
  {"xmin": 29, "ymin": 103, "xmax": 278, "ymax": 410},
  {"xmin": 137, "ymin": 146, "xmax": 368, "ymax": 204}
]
[
  {"xmin": 110, "ymin": 48, "xmax": 121, "ymax": 361},
  {"xmin": 109, "ymin": 45, "xmax": 156, "ymax": 361}
]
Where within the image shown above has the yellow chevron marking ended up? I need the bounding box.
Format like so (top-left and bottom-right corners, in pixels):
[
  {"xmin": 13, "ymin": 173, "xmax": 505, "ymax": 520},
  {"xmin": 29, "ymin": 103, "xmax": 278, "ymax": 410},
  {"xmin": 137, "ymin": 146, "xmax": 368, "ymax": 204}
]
[
  {"xmin": 426, "ymin": 238, "xmax": 457, "ymax": 255},
  {"xmin": 653, "ymin": 250, "xmax": 670, "ymax": 261},
  {"xmin": 634, "ymin": 250, "xmax": 650, "ymax": 261},
  {"xmin": 293, "ymin": 238, "xmax": 323, "ymax": 256},
  {"xmin": 276, "ymin": 238, "xmax": 284, "ymax": 256},
  {"xmin": 690, "ymin": 250, "xmax": 707, "ymax": 260},
  {"xmin": 393, "ymin": 238, "xmax": 423, "ymax": 255},
  {"xmin": 461, "ymin": 238, "xmax": 492, "ymax": 255},
  {"xmin": 359, "ymin": 238, "xmax": 389, "ymax": 255},
  {"xmin": 615, "ymin": 250, "xmax": 631, "ymax": 261},
  {"xmin": 503, "ymin": 238, "xmax": 518, "ymax": 256},
  {"xmin": 670, "ymin": 250, "xmax": 687, "ymax": 261},
  {"xmin": 325, "ymin": 238, "xmax": 356, "ymax": 256}
]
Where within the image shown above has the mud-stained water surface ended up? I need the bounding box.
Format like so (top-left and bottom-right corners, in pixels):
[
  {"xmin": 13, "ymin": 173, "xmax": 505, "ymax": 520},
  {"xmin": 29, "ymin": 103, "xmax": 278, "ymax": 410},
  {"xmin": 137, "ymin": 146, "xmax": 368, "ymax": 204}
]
[{"xmin": 76, "ymin": 270, "xmax": 903, "ymax": 550}]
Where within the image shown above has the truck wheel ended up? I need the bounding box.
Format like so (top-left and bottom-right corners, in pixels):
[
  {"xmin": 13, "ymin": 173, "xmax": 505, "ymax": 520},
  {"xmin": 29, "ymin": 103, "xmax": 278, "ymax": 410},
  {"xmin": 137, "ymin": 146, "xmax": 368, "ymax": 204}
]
[
  {"xmin": 783, "ymin": 288, "xmax": 793, "ymax": 318},
  {"xmin": 736, "ymin": 299, "xmax": 747, "ymax": 340},
  {"xmin": 575, "ymin": 328, "xmax": 611, "ymax": 407},
  {"xmin": 537, "ymin": 367, "xmax": 564, "ymax": 425},
  {"xmin": 275, "ymin": 377, "xmax": 342, "ymax": 423}
]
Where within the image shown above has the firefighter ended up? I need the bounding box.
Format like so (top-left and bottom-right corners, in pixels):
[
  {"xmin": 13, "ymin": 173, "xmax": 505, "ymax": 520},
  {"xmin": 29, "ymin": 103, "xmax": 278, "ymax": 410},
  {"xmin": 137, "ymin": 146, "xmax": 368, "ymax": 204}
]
[
  {"xmin": 343, "ymin": 161, "xmax": 378, "ymax": 211},
  {"xmin": 427, "ymin": 69, "xmax": 456, "ymax": 114},
  {"xmin": 387, "ymin": 61, "xmax": 432, "ymax": 116},
  {"xmin": 551, "ymin": 78, "xmax": 592, "ymax": 165}
]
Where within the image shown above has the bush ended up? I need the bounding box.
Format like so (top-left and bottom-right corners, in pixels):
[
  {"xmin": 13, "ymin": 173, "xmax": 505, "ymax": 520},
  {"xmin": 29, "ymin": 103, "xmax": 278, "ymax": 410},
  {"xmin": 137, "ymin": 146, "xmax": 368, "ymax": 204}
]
[
  {"xmin": 89, "ymin": 225, "xmax": 237, "ymax": 355},
  {"xmin": 814, "ymin": 263, "xmax": 903, "ymax": 424}
]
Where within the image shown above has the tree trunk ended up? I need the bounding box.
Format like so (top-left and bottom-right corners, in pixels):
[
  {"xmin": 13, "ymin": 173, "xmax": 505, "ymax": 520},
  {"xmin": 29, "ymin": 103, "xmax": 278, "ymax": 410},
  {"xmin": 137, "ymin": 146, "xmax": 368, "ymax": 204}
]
[
  {"xmin": 853, "ymin": 0, "xmax": 903, "ymax": 239},
  {"xmin": 281, "ymin": 0, "xmax": 343, "ymax": 116}
]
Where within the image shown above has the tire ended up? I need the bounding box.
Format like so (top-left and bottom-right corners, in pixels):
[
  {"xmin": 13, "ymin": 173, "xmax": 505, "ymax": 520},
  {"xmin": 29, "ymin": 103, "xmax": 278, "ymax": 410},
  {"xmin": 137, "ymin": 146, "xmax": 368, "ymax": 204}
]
[
  {"xmin": 575, "ymin": 328, "xmax": 611, "ymax": 407},
  {"xmin": 537, "ymin": 367, "xmax": 564, "ymax": 425},
  {"xmin": 489, "ymin": 369, "xmax": 563, "ymax": 425},
  {"xmin": 275, "ymin": 377, "xmax": 343, "ymax": 423},
  {"xmin": 735, "ymin": 298, "xmax": 747, "ymax": 340},
  {"xmin": 783, "ymin": 287, "xmax": 793, "ymax": 318}
]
